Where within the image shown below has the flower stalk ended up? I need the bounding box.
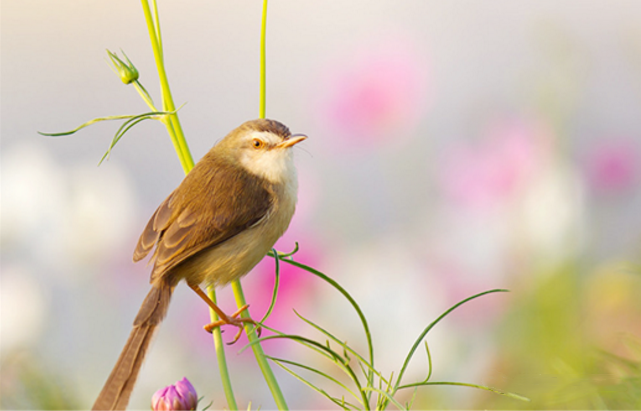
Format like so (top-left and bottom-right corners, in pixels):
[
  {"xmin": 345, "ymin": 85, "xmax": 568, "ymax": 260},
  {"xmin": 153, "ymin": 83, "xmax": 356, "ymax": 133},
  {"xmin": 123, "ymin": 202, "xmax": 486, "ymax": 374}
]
[
  {"xmin": 138, "ymin": 0, "xmax": 286, "ymax": 409},
  {"xmin": 140, "ymin": 0, "xmax": 193, "ymax": 174},
  {"xmin": 225, "ymin": 0, "xmax": 289, "ymax": 409},
  {"xmin": 138, "ymin": 0, "xmax": 239, "ymax": 408}
]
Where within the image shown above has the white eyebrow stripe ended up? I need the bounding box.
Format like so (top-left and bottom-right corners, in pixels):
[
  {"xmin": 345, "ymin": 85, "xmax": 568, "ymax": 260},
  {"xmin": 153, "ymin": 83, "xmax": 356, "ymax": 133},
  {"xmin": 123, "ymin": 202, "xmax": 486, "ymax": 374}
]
[{"xmin": 249, "ymin": 131, "xmax": 281, "ymax": 147}]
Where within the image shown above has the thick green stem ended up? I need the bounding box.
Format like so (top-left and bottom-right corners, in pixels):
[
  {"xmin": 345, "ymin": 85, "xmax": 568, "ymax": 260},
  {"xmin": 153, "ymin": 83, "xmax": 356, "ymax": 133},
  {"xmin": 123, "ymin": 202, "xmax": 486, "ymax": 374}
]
[
  {"xmin": 208, "ymin": 288, "xmax": 239, "ymax": 410},
  {"xmin": 140, "ymin": 0, "xmax": 286, "ymax": 408},
  {"xmin": 140, "ymin": 1, "xmax": 236, "ymax": 409},
  {"xmin": 226, "ymin": 0, "xmax": 289, "ymax": 408},
  {"xmin": 231, "ymin": 281, "xmax": 288, "ymax": 410},
  {"xmin": 141, "ymin": 0, "xmax": 193, "ymax": 173}
]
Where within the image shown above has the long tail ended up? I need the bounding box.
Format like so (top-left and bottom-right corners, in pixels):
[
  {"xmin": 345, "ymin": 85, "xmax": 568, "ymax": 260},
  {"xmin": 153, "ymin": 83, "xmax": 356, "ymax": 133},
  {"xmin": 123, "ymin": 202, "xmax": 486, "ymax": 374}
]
[{"xmin": 92, "ymin": 283, "xmax": 174, "ymax": 410}]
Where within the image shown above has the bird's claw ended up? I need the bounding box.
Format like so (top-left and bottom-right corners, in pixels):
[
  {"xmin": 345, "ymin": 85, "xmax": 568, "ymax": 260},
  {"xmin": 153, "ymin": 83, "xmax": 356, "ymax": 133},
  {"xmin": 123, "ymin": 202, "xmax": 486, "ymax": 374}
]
[{"xmin": 203, "ymin": 304, "xmax": 262, "ymax": 344}]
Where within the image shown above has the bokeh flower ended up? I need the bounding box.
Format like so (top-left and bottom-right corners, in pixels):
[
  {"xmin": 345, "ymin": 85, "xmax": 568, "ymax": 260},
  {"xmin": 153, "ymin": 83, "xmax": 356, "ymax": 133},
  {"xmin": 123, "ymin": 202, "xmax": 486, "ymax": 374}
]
[
  {"xmin": 438, "ymin": 118, "xmax": 551, "ymax": 211},
  {"xmin": 584, "ymin": 137, "xmax": 639, "ymax": 194},
  {"xmin": 318, "ymin": 36, "xmax": 430, "ymax": 151},
  {"xmin": 151, "ymin": 377, "xmax": 198, "ymax": 411},
  {"xmin": 209, "ymin": 230, "xmax": 325, "ymax": 349}
]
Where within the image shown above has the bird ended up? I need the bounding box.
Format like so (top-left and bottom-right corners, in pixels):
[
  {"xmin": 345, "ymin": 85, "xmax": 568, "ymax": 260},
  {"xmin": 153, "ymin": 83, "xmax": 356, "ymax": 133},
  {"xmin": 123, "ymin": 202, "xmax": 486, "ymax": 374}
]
[{"xmin": 92, "ymin": 118, "xmax": 307, "ymax": 410}]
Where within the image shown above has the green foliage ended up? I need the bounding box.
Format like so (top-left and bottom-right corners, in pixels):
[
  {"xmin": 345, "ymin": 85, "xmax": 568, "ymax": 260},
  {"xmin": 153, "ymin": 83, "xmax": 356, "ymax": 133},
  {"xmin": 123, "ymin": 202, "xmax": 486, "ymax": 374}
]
[
  {"xmin": 474, "ymin": 262, "xmax": 641, "ymax": 410},
  {"xmin": 39, "ymin": 1, "xmax": 530, "ymax": 409},
  {"xmin": 41, "ymin": 1, "xmax": 282, "ymax": 409},
  {"xmin": 252, "ymin": 248, "xmax": 530, "ymax": 410},
  {"xmin": 38, "ymin": 109, "xmax": 180, "ymax": 165},
  {"xmin": 0, "ymin": 354, "xmax": 82, "ymax": 409}
]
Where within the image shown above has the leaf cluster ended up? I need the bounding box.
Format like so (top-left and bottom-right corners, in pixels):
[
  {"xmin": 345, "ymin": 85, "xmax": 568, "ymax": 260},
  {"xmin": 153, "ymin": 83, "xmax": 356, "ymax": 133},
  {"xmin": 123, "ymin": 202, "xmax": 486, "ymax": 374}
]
[{"xmin": 248, "ymin": 246, "xmax": 530, "ymax": 410}]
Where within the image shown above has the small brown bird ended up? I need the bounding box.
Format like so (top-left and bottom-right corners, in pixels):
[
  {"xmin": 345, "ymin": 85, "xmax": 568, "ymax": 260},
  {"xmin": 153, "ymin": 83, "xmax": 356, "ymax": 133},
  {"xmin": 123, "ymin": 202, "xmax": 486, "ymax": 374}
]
[{"xmin": 92, "ymin": 119, "xmax": 306, "ymax": 410}]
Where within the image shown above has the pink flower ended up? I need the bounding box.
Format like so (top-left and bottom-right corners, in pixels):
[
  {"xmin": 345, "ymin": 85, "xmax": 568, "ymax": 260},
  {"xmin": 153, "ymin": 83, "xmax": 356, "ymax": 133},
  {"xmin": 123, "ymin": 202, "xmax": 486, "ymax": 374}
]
[
  {"xmin": 584, "ymin": 138, "xmax": 638, "ymax": 194},
  {"xmin": 151, "ymin": 377, "xmax": 198, "ymax": 411},
  {"xmin": 241, "ymin": 231, "xmax": 325, "ymax": 336},
  {"xmin": 318, "ymin": 36, "xmax": 430, "ymax": 151},
  {"xmin": 439, "ymin": 118, "xmax": 551, "ymax": 210}
]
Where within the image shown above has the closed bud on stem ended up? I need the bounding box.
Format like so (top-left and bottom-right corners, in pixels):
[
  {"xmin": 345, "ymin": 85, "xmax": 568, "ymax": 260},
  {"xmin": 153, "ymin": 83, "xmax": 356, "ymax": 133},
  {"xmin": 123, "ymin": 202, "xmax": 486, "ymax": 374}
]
[
  {"xmin": 107, "ymin": 49, "xmax": 139, "ymax": 84},
  {"xmin": 151, "ymin": 377, "xmax": 198, "ymax": 411}
]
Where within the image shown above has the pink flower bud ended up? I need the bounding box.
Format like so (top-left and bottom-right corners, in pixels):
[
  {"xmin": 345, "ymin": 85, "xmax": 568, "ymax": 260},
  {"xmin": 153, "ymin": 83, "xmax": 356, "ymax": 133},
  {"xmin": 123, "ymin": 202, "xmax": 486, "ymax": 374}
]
[{"xmin": 151, "ymin": 377, "xmax": 198, "ymax": 411}]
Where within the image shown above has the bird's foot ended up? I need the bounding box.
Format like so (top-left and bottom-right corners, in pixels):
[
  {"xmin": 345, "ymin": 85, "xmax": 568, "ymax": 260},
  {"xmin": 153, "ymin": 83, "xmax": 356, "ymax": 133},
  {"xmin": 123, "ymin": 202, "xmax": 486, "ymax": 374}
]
[{"xmin": 203, "ymin": 304, "xmax": 262, "ymax": 344}]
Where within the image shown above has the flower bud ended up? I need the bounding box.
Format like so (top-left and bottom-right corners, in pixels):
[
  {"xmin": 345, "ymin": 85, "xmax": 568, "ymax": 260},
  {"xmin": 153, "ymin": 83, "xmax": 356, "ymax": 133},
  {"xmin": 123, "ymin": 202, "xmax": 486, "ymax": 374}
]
[
  {"xmin": 151, "ymin": 377, "xmax": 198, "ymax": 411},
  {"xmin": 107, "ymin": 49, "xmax": 139, "ymax": 84}
]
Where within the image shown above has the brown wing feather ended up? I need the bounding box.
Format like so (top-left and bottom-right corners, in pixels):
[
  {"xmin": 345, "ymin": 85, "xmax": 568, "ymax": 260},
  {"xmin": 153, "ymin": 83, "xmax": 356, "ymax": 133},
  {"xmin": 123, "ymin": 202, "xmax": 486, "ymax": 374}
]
[
  {"xmin": 134, "ymin": 154, "xmax": 273, "ymax": 284},
  {"xmin": 133, "ymin": 194, "xmax": 175, "ymax": 262}
]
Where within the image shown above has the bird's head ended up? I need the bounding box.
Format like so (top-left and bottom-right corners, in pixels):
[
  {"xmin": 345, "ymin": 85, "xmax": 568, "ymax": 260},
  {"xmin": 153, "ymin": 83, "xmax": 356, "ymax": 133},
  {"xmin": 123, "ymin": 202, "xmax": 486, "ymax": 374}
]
[{"xmin": 219, "ymin": 119, "xmax": 307, "ymax": 184}]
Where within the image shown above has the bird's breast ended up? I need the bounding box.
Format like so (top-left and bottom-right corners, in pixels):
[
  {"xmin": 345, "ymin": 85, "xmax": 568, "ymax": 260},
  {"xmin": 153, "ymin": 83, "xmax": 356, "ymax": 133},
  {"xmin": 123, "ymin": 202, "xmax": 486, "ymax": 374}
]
[{"xmin": 180, "ymin": 175, "xmax": 298, "ymax": 287}]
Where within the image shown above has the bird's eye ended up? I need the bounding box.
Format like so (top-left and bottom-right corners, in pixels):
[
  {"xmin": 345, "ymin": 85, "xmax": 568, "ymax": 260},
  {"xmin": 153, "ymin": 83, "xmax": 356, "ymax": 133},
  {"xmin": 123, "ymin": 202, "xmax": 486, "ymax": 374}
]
[{"xmin": 252, "ymin": 138, "xmax": 265, "ymax": 149}]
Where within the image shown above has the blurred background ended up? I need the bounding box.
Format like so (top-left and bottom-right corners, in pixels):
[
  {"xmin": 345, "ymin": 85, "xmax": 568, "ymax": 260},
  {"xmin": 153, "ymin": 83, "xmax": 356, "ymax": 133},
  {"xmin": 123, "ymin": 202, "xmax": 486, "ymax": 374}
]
[{"xmin": 2, "ymin": 1, "xmax": 641, "ymax": 409}]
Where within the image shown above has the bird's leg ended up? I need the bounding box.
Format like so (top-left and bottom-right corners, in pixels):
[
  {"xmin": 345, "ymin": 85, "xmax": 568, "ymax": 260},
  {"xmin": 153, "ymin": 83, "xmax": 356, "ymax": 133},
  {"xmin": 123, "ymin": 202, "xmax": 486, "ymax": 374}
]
[{"xmin": 188, "ymin": 283, "xmax": 261, "ymax": 344}]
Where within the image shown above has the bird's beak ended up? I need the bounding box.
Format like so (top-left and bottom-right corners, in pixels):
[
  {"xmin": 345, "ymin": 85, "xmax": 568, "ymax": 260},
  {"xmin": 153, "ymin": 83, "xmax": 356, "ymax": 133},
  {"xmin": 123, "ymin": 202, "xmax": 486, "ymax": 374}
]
[{"xmin": 278, "ymin": 133, "xmax": 307, "ymax": 149}]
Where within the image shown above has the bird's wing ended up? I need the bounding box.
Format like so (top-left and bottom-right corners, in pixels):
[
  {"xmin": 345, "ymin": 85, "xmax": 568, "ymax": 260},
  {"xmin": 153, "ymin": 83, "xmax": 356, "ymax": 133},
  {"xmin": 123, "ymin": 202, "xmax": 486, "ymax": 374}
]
[
  {"xmin": 133, "ymin": 194, "xmax": 174, "ymax": 262},
  {"xmin": 133, "ymin": 158, "xmax": 273, "ymax": 283}
]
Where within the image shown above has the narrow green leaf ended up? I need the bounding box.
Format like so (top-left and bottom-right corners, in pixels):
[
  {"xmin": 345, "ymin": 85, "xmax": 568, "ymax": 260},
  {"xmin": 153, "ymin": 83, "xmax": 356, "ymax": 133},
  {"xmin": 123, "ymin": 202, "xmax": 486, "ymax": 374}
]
[
  {"xmin": 358, "ymin": 361, "xmax": 369, "ymax": 384},
  {"xmin": 376, "ymin": 371, "xmax": 395, "ymax": 410},
  {"xmin": 267, "ymin": 242, "xmax": 299, "ymax": 259},
  {"xmin": 275, "ymin": 258, "xmax": 375, "ymax": 388},
  {"xmin": 266, "ymin": 355, "xmax": 361, "ymax": 402},
  {"xmin": 259, "ymin": 248, "xmax": 281, "ymax": 324},
  {"xmin": 99, "ymin": 116, "xmax": 150, "ymax": 165},
  {"xmin": 292, "ymin": 310, "xmax": 385, "ymax": 385},
  {"xmin": 423, "ymin": 341, "xmax": 433, "ymax": 383},
  {"xmin": 244, "ymin": 334, "xmax": 369, "ymax": 409},
  {"xmin": 377, "ymin": 289, "xmax": 509, "ymax": 410},
  {"xmin": 394, "ymin": 289, "xmax": 508, "ymax": 392},
  {"xmin": 272, "ymin": 360, "xmax": 358, "ymax": 410},
  {"xmin": 406, "ymin": 387, "xmax": 418, "ymax": 411},
  {"xmin": 38, "ymin": 114, "xmax": 136, "ymax": 137},
  {"xmin": 396, "ymin": 381, "xmax": 530, "ymax": 402},
  {"xmin": 99, "ymin": 109, "xmax": 179, "ymax": 164},
  {"xmin": 241, "ymin": 334, "xmax": 344, "ymax": 364},
  {"xmin": 257, "ymin": 324, "xmax": 335, "ymax": 362},
  {"xmin": 362, "ymin": 387, "xmax": 406, "ymax": 410}
]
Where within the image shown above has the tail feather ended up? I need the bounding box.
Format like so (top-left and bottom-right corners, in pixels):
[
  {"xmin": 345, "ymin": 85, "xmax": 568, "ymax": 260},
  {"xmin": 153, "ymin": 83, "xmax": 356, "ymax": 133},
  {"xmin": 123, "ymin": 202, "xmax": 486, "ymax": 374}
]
[{"xmin": 92, "ymin": 284, "xmax": 174, "ymax": 410}]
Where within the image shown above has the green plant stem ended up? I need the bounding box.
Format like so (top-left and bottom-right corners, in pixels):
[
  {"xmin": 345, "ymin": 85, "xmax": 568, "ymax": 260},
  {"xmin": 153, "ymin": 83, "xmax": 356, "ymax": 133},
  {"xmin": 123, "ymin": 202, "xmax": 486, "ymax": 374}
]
[
  {"xmin": 140, "ymin": 0, "xmax": 286, "ymax": 408},
  {"xmin": 227, "ymin": 0, "xmax": 288, "ymax": 408},
  {"xmin": 140, "ymin": 0, "xmax": 193, "ymax": 173},
  {"xmin": 133, "ymin": 80, "xmax": 156, "ymax": 111},
  {"xmin": 259, "ymin": 0, "xmax": 268, "ymax": 119},
  {"xmin": 208, "ymin": 288, "xmax": 239, "ymax": 410},
  {"xmin": 131, "ymin": 81, "xmax": 176, "ymax": 152},
  {"xmin": 231, "ymin": 281, "xmax": 289, "ymax": 410},
  {"xmin": 139, "ymin": 1, "xmax": 238, "ymax": 409}
]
